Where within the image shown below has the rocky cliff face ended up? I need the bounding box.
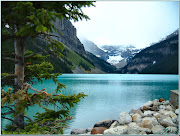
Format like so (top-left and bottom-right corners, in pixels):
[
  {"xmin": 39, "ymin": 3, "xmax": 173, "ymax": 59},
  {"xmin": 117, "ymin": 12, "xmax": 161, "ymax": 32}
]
[
  {"xmin": 52, "ymin": 18, "xmax": 86, "ymax": 55},
  {"xmin": 80, "ymin": 39, "xmax": 109, "ymax": 60},
  {"xmin": 121, "ymin": 29, "xmax": 179, "ymax": 74}
]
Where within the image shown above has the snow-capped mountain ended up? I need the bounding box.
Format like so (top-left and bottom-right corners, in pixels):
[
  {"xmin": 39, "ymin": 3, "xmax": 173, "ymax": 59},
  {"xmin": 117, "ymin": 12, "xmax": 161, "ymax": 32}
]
[
  {"xmin": 100, "ymin": 45, "xmax": 141, "ymax": 68},
  {"xmin": 80, "ymin": 38, "xmax": 141, "ymax": 69}
]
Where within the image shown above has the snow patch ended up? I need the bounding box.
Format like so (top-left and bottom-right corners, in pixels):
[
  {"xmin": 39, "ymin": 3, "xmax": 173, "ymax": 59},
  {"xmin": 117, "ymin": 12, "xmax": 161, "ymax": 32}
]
[
  {"xmin": 107, "ymin": 55, "xmax": 124, "ymax": 65},
  {"xmin": 96, "ymin": 55, "xmax": 101, "ymax": 57}
]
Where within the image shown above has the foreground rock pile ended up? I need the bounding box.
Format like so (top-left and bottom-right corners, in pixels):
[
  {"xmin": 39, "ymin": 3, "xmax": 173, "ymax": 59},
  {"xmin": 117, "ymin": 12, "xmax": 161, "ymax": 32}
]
[{"xmin": 71, "ymin": 98, "xmax": 179, "ymax": 135}]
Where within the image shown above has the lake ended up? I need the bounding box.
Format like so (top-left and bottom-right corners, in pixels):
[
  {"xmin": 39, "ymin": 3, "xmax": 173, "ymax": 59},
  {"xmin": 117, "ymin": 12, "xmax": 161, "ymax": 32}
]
[{"xmin": 1, "ymin": 74, "xmax": 179, "ymax": 134}]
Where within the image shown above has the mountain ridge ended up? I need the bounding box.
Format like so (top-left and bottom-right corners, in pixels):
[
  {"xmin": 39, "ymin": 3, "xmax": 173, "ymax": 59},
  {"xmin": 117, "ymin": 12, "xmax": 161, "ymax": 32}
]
[{"xmin": 121, "ymin": 29, "xmax": 179, "ymax": 74}]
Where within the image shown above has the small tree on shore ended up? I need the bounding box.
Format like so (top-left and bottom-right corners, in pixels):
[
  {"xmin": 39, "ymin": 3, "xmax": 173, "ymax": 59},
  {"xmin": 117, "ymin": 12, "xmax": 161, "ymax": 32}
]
[{"xmin": 1, "ymin": 1, "xmax": 94, "ymax": 134}]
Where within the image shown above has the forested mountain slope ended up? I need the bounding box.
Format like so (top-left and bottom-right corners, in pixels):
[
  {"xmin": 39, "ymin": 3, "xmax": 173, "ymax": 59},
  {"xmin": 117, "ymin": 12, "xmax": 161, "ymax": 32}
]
[
  {"xmin": 121, "ymin": 29, "xmax": 179, "ymax": 74},
  {"xmin": 2, "ymin": 18, "xmax": 115, "ymax": 74}
]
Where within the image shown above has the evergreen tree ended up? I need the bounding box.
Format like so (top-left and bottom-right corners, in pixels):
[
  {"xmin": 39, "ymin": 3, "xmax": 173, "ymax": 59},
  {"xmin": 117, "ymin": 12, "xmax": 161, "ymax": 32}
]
[{"xmin": 1, "ymin": 1, "xmax": 94, "ymax": 134}]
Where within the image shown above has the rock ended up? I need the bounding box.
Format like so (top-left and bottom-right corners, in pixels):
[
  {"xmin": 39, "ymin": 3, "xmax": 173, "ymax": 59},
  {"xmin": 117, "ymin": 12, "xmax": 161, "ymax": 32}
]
[
  {"xmin": 144, "ymin": 111, "xmax": 154, "ymax": 117},
  {"xmin": 109, "ymin": 121, "xmax": 120, "ymax": 129},
  {"xmin": 152, "ymin": 125, "xmax": 165, "ymax": 134},
  {"xmin": 170, "ymin": 112, "xmax": 177, "ymax": 119},
  {"xmin": 118, "ymin": 112, "xmax": 132, "ymax": 125},
  {"xmin": 176, "ymin": 116, "xmax": 179, "ymax": 125},
  {"xmin": 127, "ymin": 122, "xmax": 141, "ymax": 134},
  {"xmin": 153, "ymin": 100, "xmax": 159, "ymax": 107},
  {"xmin": 143, "ymin": 106, "xmax": 151, "ymax": 111},
  {"xmin": 91, "ymin": 127, "xmax": 107, "ymax": 134},
  {"xmin": 79, "ymin": 132, "xmax": 91, "ymax": 135},
  {"xmin": 159, "ymin": 98, "xmax": 165, "ymax": 102},
  {"xmin": 127, "ymin": 122, "xmax": 152, "ymax": 134},
  {"xmin": 136, "ymin": 110, "xmax": 144, "ymax": 117},
  {"xmin": 170, "ymin": 113, "xmax": 178, "ymax": 124},
  {"xmin": 129, "ymin": 109, "xmax": 137, "ymax": 115},
  {"xmin": 86, "ymin": 128, "xmax": 92, "ymax": 132},
  {"xmin": 159, "ymin": 105, "xmax": 166, "ymax": 110},
  {"xmin": 130, "ymin": 109, "xmax": 144, "ymax": 117},
  {"xmin": 166, "ymin": 126, "xmax": 178, "ymax": 133},
  {"xmin": 132, "ymin": 113, "xmax": 142, "ymax": 123},
  {"xmin": 142, "ymin": 117, "xmax": 158, "ymax": 126},
  {"xmin": 104, "ymin": 125, "xmax": 128, "ymax": 135},
  {"xmin": 163, "ymin": 100, "xmax": 170, "ymax": 105},
  {"xmin": 139, "ymin": 131, "xmax": 147, "ymax": 134},
  {"xmin": 158, "ymin": 109, "xmax": 165, "ymax": 114},
  {"xmin": 71, "ymin": 128, "xmax": 87, "ymax": 134},
  {"xmin": 163, "ymin": 110, "xmax": 174, "ymax": 116},
  {"xmin": 143, "ymin": 101, "xmax": 153, "ymax": 107},
  {"xmin": 169, "ymin": 90, "xmax": 179, "ymax": 109},
  {"xmin": 94, "ymin": 119, "xmax": 111, "ymax": 128},
  {"xmin": 151, "ymin": 106, "xmax": 159, "ymax": 111},
  {"xmin": 160, "ymin": 117, "xmax": 176, "ymax": 127},
  {"xmin": 175, "ymin": 109, "xmax": 179, "ymax": 115},
  {"xmin": 139, "ymin": 127, "xmax": 152, "ymax": 134},
  {"xmin": 140, "ymin": 120, "xmax": 154, "ymax": 129},
  {"xmin": 159, "ymin": 109, "xmax": 174, "ymax": 116},
  {"xmin": 166, "ymin": 105, "xmax": 173, "ymax": 111},
  {"xmin": 154, "ymin": 113, "xmax": 163, "ymax": 120}
]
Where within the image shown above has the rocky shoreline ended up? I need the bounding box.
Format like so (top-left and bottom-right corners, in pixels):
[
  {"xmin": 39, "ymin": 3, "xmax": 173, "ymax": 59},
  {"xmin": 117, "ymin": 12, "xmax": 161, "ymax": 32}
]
[{"xmin": 71, "ymin": 93, "xmax": 179, "ymax": 135}]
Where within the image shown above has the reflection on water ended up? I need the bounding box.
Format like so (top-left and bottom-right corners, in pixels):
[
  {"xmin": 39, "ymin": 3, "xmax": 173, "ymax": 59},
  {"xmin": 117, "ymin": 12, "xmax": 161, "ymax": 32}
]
[{"xmin": 1, "ymin": 74, "xmax": 178, "ymax": 134}]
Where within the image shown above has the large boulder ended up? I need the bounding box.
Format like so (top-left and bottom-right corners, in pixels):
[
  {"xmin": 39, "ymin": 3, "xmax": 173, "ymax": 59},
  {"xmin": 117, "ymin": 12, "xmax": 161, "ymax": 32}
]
[
  {"xmin": 169, "ymin": 90, "xmax": 179, "ymax": 109},
  {"xmin": 129, "ymin": 109, "xmax": 144, "ymax": 117},
  {"xmin": 144, "ymin": 110, "xmax": 154, "ymax": 117},
  {"xmin": 153, "ymin": 100, "xmax": 159, "ymax": 107},
  {"xmin": 127, "ymin": 122, "xmax": 141, "ymax": 134},
  {"xmin": 154, "ymin": 113, "xmax": 163, "ymax": 120},
  {"xmin": 160, "ymin": 117, "xmax": 176, "ymax": 127},
  {"xmin": 109, "ymin": 121, "xmax": 120, "ymax": 129},
  {"xmin": 91, "ymin": 127, "xmax": 107, "ymax": 134},
  {"xmin": 151, "ymin": 106, "xmax": 159, "ymax": 111},
  {"xmin": 142, "ymin": 106, "xmax": 151, "ymax": 111},
  {"xmin": 71, "ymin": 128, "xmax": 88, "ymax": 134},
  {"xmin": 140, "ymin": 120, "xmax": 154, "ymax": 129},
  {"xmin": 166, "ymin": 105, "xmax": 173, "ymax": 111},
  {"xmin": 94, "ymin": 119, "xmax": 111, "ymax": 128},
  {"xmin": 128, "ymin": 122, "xmax": 152, "ymax": 134},
  {"xmin": 152, "ymin": 125, "xmax": 165, "ymax": 134},
  {"xmin": 132, "ymin": 113, "xmax": 142, "ymax": 123},
  {"xmin": 142, "ymin": 117, "xmax": 158, "ymax": 126},
  {"xmin": 143, "ymin": 101, "xmax": 153, "ymax": 107},
  {"xmin": 104, "ymin": 125, "xmax": 128, "ymax": 135},
  {"xmin": 118, "ymin": 112, "xmax": 132, "ymax": 125}
]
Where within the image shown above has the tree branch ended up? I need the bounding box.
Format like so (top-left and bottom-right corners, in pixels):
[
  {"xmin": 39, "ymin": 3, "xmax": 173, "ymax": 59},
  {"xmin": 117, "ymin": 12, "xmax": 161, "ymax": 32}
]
[
  {"xmin": 1, "ymin": 74, "xmax": 18, "ymax": 80},
  {"xmin": 1, "ymin": 106, "xmax": 15, "ymax": 111},
  {"xmin": 1, "ymin": 116, "xmax": 15, "ymax": 122},
  {"xmin": 1, "ymin": 111, "xmax": 15, "ymax": 115},
  {"xmin": 40, "ymin": 33, "xmax": 59, "ymax": 38},
  {"xmin": 1, "ymin": 57, "xmax": 17, "ymax": 63},
  {"xmin": 24, "ymin": 82, "xmax": 47, "ymax": 93},
  {"xmin": 23, "ymin": 115, "xmax": 35, "ymax": 123},
  {"xmin": 50, "ymin": 125, "xmax": 69, "ymax": 129},
  {"xmin": 25, "ymin": 51, "xmax": 57, "ymax": 58}
]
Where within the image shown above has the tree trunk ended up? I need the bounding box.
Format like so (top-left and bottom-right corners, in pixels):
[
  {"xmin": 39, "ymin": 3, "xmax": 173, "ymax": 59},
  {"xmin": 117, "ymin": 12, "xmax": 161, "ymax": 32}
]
[{"xmin": 14, "ymin": 37, "xmax": 25, "ymax": 129}]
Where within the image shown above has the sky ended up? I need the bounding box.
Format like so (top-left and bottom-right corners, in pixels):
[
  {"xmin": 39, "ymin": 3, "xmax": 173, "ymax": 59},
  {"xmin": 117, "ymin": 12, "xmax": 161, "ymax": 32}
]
[{"xmin": 72, "ymin": 1, "xmax": 179, "ymax": 49}]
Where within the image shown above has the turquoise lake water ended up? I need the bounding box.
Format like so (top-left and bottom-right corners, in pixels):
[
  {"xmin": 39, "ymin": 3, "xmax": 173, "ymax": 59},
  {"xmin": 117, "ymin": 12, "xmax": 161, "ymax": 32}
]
[{"xmin": 1, "ymin": 74, "xmax": 179, "ymax": 134}]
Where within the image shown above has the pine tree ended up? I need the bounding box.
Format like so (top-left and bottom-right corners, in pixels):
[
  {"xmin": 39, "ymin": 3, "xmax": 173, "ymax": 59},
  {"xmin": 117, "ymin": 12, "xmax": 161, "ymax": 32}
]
[{"xmin": 1, "ymin": 1, "xmax": 94, "ymax": 134}]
